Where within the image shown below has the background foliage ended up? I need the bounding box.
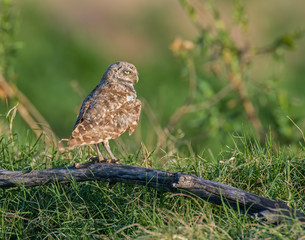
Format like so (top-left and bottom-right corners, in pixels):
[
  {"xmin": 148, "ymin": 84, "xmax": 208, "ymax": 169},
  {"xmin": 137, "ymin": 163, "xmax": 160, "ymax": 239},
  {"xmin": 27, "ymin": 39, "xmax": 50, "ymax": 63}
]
[
  {"xmin": 0, "ymin": 0, "xmax": 305, "ymax": 239},
  {"xmin": 1, "ymin": 0, "xmax": 305, "ymax": 154},
  {"xmin": 1, "ymin": 0, "xmax": 305, "ymax": 156}
]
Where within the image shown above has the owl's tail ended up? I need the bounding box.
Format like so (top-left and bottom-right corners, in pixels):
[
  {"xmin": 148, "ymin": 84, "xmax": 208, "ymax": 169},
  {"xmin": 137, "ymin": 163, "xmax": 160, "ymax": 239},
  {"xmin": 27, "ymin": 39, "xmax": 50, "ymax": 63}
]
[
  {"xmin": 67, "ymin": 136, "xmax": 92, "ymax": 147},
  {"xmin": 67, "ymin": 137, "xmax": 78, "ymax": 146}
]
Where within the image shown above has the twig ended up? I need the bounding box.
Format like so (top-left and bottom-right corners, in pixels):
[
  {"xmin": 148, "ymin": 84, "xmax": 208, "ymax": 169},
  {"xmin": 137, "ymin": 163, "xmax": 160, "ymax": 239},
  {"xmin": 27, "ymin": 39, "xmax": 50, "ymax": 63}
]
[
  {"xmin": 0, "ymin": 163, "xmax": 304, "ymax": 224},
  {"xmin": 6, "ymin": 103, "xmax": 18, "ymax": 143},
  {"xmin": 227, "ymin": 71, "xmax": 264, "ymax": 140},
  {"xmin": 287, "ymin": 115, "xmax": 305, "ymax": 143},
  {"xmin": 176, "ymin": 1, "xmax": 265, "ymax": 141}
]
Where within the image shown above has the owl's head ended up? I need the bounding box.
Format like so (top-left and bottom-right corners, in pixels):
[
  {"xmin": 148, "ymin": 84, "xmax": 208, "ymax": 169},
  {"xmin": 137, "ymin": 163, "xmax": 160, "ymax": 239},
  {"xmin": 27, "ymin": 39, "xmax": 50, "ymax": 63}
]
[{"xmin": 103, "ymin": 61, "xmax": 139, "ymax": 84}]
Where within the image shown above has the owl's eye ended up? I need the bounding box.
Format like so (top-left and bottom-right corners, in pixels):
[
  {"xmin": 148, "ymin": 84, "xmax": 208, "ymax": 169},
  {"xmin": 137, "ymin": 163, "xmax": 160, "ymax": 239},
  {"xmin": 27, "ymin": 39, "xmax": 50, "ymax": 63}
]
[{"xmin": 124, "ymin": 70, "xmax": 131, "ymax": 75}]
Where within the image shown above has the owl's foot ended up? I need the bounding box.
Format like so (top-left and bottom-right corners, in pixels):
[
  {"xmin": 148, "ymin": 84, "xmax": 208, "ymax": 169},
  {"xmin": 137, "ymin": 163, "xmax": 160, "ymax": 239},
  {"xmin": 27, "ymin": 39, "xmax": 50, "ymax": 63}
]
[
  {"xmin": 74, "ymin": 157, "xmax": 107, "ymax": 168},
  {"xmin": 73, "ymin": 158, "xmax": 100, "ymax": 168},
  {"xmin": 105, "ymin": 158, "xmax": 120, "ymax": 164},
  {"xmin": 74, "ymin": 157, "xmax": 119, "ymax": 168},
  {"xmin": 91, "ymin": 156, "xmax": 120, "ymax": 164},
  {"xmin": 89, "ymin": 156, "xmax": 107, "ymax": 163}
]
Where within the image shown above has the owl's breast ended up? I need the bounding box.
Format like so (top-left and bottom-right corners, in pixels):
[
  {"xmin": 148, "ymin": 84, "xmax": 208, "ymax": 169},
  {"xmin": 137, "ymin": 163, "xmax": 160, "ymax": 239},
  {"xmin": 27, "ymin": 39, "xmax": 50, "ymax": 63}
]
[{"xmin": 126, "ymin": 95, "xmax": 135, "ymax": 101}]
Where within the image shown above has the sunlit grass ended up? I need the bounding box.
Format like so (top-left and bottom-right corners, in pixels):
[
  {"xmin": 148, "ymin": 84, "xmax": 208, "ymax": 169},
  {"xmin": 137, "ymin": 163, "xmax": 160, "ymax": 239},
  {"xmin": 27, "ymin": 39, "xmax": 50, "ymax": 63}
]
[
  {"xmin": 1, "ymin": 0, "xmax": 305, "ymax": 238},
  {"xmin": 0, "ymin": 133, "xmax": 304, "ymax": 239}
]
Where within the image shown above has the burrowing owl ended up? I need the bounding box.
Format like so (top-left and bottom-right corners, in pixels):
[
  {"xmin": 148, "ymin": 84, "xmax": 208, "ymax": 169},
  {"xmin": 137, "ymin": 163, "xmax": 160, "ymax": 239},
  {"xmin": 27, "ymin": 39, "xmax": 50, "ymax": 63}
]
[{"xmin": 68, "ymin": 61, "xmax": 141, "ymax": 163}]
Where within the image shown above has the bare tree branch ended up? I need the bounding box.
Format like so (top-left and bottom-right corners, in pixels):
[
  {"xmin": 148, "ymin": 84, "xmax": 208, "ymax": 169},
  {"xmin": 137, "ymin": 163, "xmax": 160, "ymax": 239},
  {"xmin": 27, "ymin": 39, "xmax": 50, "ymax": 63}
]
[{"xmin": 0, "ymin": 163, "xmax": 304, "ymax": 224}]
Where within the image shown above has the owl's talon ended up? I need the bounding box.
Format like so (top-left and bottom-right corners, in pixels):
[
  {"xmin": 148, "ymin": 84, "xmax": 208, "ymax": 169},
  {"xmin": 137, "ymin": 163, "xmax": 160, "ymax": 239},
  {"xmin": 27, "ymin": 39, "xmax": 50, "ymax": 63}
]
[
  {"xmin": 105, "ymin": 159, "xmax": 115, "ymax": 164},
  {"xmin": 89, "ymin": 157, "xmax": 108, "ymax": 163},
  {"xmin": 110, "ymin": 158, "xmax": 120, "ymax": 164},
  {"xmin": 103, "ymin": 158, "xmax": 120, "ymax": 164}
]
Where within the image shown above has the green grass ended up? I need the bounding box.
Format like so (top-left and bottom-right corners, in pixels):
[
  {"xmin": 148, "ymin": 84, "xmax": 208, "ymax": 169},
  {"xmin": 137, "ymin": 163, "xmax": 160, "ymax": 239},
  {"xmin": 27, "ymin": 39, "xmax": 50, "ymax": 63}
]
[
  {"xmin": 1, "ymin": 1, "xmax": 305, "ymax": 238},
  {"xmin": 0, "ymin": 133, "xmax": 304, "ymax": 239}
]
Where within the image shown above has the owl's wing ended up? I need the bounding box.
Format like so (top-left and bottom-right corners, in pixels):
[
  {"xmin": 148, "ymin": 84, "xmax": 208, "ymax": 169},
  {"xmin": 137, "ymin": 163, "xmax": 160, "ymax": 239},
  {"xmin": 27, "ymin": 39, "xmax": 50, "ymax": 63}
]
[
  {"xmin": 69, "ymin": 92, "xmax": 102, "ymax": 146},
  {"xmin": 73, "ymin": 82, "xmax": 105, "ymax": 130},
  {"xmin": 128, "ymin": 99, "xmax": 142, "ymax": 135},
  {"xmin": 69, "ymin": 98, "xmax": 141, "ymax": 146},
  {"xmin": 73, "ymin": 94, "xmax": 92, "ymax": 130}
]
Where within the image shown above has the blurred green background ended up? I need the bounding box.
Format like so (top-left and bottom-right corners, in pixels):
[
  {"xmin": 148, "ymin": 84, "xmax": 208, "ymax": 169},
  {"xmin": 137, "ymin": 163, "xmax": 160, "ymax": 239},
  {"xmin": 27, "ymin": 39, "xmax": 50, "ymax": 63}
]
[{"xmin": 1, "ymin": 0, "xmax": 305, "ymax": 156}]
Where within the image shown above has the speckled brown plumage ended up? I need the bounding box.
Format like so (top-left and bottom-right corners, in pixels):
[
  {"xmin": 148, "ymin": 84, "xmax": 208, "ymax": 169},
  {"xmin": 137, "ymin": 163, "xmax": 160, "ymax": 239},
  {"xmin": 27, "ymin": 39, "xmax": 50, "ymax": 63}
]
[{"xmin": 68, "ymin": 61, "xmax": 141, "ymax": 163}]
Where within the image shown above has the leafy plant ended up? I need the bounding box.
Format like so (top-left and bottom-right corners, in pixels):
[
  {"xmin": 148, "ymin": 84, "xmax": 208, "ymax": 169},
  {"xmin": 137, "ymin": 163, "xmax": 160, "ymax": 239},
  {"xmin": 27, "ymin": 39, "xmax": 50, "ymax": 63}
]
[{"xmin": 159, "ymin": 0, "xmax": 305, "ymax": 154}]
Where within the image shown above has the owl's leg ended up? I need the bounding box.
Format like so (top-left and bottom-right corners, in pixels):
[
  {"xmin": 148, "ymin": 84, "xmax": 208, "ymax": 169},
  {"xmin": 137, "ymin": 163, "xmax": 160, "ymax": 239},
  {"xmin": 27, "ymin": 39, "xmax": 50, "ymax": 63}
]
[
  {"xmin": 75, "ymin": 144, "xmax": 105, "ymax": 168},
  {"xmin": 102, "ymin": 141, "xmax": 119, "ymax": 164},
  {"xmin": 96, "ymin": 143, "xmax": 106, "ymax": 162}
]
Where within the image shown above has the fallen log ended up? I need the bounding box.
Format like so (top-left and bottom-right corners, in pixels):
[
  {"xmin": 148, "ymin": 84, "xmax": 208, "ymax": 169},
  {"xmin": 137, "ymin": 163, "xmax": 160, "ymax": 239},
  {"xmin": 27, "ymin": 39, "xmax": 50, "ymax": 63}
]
[{"xmin": 0, "ymin": 163, "xmax": 304, "ymax": 224}]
